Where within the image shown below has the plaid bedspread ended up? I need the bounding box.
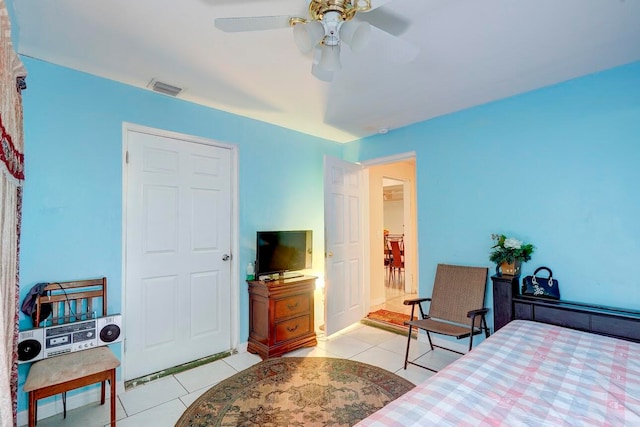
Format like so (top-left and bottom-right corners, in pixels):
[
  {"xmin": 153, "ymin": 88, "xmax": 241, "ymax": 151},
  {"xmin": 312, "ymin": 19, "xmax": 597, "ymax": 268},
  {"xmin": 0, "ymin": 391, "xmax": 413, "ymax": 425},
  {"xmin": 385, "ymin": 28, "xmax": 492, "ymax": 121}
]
[{"xmin": 358, "ymin": 320, "xmax": 640, "ymax": 426}]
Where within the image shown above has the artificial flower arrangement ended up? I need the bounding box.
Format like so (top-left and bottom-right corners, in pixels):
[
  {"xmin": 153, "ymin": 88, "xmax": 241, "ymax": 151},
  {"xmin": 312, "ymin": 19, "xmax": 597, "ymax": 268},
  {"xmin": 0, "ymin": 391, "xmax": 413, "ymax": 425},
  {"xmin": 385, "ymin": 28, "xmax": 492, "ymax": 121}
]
[{"xmin": 489, "ymin": 234, "xmax": 535, "ymax": 265}]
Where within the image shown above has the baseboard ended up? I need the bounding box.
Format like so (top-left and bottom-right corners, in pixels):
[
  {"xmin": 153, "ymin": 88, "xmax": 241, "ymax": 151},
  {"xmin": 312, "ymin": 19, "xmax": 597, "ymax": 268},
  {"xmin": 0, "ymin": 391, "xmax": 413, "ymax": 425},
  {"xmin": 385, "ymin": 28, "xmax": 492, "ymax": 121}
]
[
  {"xmin": 17, "ymin": 380, "xmax": 125, "ymax": 426},
  {"xmin": 369, "ymin": 296, "xmax": 386, "ymax": 307}
]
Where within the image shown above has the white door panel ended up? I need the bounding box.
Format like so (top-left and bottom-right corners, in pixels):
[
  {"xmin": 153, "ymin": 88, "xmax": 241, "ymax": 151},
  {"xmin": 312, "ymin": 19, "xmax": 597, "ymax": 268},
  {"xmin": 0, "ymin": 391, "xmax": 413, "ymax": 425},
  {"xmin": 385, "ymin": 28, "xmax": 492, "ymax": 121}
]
[
  {"xmin": 324, "ymin": 156, "xmax": 364, "ymax": 336},
  {"xmin": 125, "ymin": 129, "xmax": 232, "ymax": 380}
]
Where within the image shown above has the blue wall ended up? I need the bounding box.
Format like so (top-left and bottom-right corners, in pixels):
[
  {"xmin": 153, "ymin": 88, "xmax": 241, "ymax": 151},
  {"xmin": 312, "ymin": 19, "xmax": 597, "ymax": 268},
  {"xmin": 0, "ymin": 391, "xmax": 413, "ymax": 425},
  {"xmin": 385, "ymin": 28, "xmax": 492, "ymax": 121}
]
[
  {"xmin": 15, "ymin": 49, "xmax": 640, "ymax": 412},
  {"xmin": 348, "ymin": 60, "xmax": 640, "ymax": 313},
  {"xmin": 17, "ymin": 57, "xmax": 341, "ymax": 411}
]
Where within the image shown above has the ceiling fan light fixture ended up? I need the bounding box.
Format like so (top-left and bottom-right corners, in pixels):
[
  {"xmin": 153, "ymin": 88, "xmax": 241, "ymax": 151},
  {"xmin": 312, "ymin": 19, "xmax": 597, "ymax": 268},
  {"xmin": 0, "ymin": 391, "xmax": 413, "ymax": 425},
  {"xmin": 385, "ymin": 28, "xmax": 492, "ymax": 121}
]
[
  {"xmin": 354, "ymin": 0, "xmax": 372, "ymax": 12},
  {"xmin": 340, "ymin": 20, "xmax": 370, "ymax": 52},
  {"xmin": 311, "ymin": 63, "xmax": 334, "ymax": 82},
  {"xmin": 293, "ymin": 21, "xmax": 325, "ymax": 53},
  {"xmin": 318, "ymin": 44, "xmax": 342, "ymax": 72}
]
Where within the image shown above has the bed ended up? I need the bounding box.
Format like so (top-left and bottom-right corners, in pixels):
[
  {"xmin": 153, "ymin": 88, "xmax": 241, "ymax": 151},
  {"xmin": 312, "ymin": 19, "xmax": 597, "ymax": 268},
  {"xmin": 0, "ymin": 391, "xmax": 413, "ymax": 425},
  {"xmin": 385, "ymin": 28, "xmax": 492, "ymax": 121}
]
[{"xmin": 358, "ymin": 319, "xmax": 640, "ymax": 425}]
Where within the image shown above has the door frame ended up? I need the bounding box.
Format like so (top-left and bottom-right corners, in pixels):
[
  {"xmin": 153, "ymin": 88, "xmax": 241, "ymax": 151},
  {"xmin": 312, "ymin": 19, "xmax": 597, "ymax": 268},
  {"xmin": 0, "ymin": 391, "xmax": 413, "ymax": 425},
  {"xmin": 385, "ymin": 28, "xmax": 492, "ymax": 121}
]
[
  {"xmin": 360, "ymin": 151, "xmax": 418, "ymax": 301},
  {"xmin": 121, "ymin": 122, "xmax": 240, "ymax": 380},
  {"xmin": 322, "ymin": 151, "xmax": 416, "ymax": 334}
]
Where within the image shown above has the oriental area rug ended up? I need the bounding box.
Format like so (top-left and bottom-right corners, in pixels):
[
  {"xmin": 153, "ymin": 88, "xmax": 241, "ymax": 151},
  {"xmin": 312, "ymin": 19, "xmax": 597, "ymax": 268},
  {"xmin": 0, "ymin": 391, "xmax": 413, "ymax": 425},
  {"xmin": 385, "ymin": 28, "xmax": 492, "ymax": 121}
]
[{"xmin": 175, "ymin": 357, "xmax": 415, "ymax": 427}]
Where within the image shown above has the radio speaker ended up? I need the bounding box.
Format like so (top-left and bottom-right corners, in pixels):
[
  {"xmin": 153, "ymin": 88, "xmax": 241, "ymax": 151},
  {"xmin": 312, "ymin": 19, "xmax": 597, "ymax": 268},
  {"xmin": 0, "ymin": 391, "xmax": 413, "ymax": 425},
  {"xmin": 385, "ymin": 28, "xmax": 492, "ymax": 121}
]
[
  {"xmin": 18, "ymin": 328, "xmax": 44, "ymax": 364},
  {"xmin": 97, "ymin": 314, "xmax": 122, "ymax": 346}
]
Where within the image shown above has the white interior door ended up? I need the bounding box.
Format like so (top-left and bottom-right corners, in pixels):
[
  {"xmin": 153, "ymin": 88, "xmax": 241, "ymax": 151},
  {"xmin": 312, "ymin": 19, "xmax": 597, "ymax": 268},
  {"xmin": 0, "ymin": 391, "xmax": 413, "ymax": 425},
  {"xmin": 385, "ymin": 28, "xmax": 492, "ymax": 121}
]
[
  {"xmin": 124, "ymin": 128, "xmax": 232, "ymax": 380},
  {"xmin": 324, "ymin": 155, "xmax": 365, "ymax": 336}
]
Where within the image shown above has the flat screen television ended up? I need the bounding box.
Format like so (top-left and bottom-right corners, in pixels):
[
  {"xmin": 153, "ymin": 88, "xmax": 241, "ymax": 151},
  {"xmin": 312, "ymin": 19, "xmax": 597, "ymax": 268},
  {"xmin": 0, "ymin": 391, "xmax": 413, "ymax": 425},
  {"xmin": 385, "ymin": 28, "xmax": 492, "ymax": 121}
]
[{"xmin": 256, "ymin": 230, "xmax": 312, "ymax": 277}]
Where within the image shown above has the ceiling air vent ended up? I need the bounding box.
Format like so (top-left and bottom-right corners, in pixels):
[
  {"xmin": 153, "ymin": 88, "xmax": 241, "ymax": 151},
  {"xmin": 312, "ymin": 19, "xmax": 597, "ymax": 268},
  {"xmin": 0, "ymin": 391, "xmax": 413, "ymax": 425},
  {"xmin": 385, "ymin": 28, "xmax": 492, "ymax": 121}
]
[{"xmin": 148, "ymin": 79, "xmax": 182, "ymax": 97}]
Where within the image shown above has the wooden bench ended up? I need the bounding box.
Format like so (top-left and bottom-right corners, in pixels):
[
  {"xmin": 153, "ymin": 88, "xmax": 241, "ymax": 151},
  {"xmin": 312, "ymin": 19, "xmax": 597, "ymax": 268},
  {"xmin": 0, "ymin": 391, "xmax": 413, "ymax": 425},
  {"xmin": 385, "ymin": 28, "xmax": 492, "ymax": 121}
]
[{"xmin": 23, "ymin": 346, "xmax": 119, "ymax": 426}]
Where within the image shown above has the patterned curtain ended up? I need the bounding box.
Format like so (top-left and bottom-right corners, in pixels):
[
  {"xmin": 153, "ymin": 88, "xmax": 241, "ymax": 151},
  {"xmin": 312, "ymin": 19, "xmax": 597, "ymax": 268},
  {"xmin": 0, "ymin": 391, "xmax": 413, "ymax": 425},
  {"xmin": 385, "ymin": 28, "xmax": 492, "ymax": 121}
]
[{"xmin": 0, "ymin": 1, "xmax": 26, "ymax": 425}]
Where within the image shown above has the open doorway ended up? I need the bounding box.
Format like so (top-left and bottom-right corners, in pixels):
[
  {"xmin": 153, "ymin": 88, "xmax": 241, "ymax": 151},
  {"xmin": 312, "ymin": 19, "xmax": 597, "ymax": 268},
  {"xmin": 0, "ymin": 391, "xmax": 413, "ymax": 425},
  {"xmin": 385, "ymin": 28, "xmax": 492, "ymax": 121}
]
[
  {"xmin": 365, "ymin": 158, "xmax": 418, "ymax": 324},
  {"xmin": 320, "ymin": 154, "xmax": 418, "ymax": 336}
]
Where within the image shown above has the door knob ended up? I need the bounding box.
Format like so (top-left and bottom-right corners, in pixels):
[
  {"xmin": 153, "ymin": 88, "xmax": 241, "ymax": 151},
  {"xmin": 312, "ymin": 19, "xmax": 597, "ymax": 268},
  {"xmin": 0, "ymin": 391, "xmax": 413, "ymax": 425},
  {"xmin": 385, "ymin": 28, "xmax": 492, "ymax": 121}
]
[
  {"xmin": 327, "ymin": 251, "xmax": 334, "ymax": 258},
  {"xmin": 222, "ymin": 254, "xmax": 231, "ymax": 261}
]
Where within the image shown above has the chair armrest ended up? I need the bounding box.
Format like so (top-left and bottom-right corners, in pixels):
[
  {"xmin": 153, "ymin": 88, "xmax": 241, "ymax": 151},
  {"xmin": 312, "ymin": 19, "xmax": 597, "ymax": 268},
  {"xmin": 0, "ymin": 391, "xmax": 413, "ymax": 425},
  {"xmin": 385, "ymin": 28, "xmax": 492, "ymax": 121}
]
[
  {"xmin": 403, "ymin": 297, "xmax": 431, "ymax": 306},
  {"xmin": 467, "ymin": 308, "xmax": 489, "ymax": 318}
]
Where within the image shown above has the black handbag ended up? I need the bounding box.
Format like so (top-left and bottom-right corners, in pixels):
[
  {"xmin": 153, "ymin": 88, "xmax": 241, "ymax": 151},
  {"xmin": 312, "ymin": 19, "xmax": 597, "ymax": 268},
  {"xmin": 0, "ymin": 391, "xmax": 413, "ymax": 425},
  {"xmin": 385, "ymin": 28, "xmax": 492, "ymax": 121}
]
[
  {"xmin": 522, "ymin": 267, "xmax": 560, "ymax": 299},
  {"xmin": 21, "ymin": 282, "xmax": 53, "ymax": 326}
]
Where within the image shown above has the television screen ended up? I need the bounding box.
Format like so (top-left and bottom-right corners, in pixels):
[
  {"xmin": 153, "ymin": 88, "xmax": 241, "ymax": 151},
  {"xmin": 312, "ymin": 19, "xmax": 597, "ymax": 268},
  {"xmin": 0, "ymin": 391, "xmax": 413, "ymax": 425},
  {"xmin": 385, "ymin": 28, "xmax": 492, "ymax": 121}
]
[{"xmin": 256, "ymin": 230, "xmax": 312, "ymax": 276}]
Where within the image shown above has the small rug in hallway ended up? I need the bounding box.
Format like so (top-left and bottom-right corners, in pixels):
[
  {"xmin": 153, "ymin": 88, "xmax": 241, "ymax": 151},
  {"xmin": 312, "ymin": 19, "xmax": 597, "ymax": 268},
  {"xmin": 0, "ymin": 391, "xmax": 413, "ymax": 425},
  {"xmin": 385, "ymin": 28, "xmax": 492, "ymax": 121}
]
[
  {"xmin": 364, "ymin": 309, "xmax": 416, "ymax": 329},
  {"xmin": 175, "ymin": 357, "xmax": 415, "ymax": 427}
]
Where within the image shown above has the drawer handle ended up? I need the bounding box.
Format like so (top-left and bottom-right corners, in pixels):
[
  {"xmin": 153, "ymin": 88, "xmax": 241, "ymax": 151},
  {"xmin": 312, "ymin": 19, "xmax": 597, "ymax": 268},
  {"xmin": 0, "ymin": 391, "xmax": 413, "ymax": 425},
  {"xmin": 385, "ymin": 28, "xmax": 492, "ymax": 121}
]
[
  {"xmin": 286, "ymin": 324, "xmax": 299, "ymax": 332},
  {"xmin": 287, "ymin": 302, "xmax": 299, "ymax": 310}
]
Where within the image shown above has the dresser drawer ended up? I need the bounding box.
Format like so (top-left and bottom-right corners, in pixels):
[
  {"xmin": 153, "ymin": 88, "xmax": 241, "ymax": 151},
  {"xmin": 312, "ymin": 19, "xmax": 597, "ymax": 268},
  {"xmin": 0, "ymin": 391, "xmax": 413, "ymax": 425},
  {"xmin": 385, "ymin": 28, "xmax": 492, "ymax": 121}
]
[
  {"xmin": 275, "ymin": 315, "xmax": 311, "ymax": 342},
  {"xmin": 274, "ymin": 295, "xmax": 310, "ymax": 319}
]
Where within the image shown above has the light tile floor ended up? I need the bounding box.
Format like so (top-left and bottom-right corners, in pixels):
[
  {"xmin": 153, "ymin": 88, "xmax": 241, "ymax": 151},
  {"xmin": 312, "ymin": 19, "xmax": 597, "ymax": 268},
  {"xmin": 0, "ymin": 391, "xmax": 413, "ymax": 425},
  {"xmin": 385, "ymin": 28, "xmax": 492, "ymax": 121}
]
[
  {"xmin": 370, "ymin": 281, "xmax": 418, "ymax": 316},
  {"xmin": 28, "ymin": 322, "xmax": 461, "ymax": 427},
  {"xmin": 28, "ymin": 280, "xmax": 425, "ymax": 426}
]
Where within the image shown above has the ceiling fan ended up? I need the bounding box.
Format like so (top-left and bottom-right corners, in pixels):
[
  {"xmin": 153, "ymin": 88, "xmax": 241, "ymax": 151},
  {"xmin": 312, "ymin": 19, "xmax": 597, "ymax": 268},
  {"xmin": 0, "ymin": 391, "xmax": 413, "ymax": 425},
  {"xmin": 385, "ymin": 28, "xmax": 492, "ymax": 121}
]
[{"xmin": 214, "ymin": 0, "xmax": 418, "ymax": 81}]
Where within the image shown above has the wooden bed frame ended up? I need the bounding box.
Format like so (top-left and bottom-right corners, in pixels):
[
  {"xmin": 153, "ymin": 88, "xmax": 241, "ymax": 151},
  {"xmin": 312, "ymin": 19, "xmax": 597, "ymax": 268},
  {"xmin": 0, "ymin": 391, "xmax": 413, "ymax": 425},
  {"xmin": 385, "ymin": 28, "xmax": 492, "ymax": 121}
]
[{"xmin": 492, "ymin": 274, "xmax": 640, "ymax": 342}]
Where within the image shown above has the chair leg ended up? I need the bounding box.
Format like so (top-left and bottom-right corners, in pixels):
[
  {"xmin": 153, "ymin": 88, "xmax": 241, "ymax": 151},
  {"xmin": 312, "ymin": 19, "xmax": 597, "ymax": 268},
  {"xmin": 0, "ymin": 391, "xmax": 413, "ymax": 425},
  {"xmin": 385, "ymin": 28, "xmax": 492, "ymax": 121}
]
[
  {"xmin": 482, "ymin": 316, "xmax": 490, "ymax": 338},
  {"xmin": 468, "ymin": 317, "xmax": 476, "ymax": 351},
  {"xmin": 467, "ymin": 315, "xmax": 489, "ymax": 352},
  {"xmin": 426, "ymin": 330, "xmax": 434, "ymax": 351},
  {"xmin": 404, "ymin": 324, "xmax": 413, "ymax": 369}
]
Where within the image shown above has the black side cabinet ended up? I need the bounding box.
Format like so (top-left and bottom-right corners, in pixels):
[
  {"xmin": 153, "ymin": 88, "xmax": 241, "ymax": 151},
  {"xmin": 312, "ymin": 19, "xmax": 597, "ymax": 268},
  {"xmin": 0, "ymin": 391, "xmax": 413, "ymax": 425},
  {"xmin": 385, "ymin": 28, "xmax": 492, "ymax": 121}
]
[{"xmin": 491, "ymin": 274, "xmax": 520, "ymax": 332}]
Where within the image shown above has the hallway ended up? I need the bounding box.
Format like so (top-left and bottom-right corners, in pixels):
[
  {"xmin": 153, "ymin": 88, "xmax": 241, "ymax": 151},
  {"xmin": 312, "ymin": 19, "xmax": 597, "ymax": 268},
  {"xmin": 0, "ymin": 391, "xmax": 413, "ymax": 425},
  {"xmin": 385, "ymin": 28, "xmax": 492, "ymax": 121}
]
[{"xmin": 369, "ymin": 283, "xmax": 417, "ymax": 316}]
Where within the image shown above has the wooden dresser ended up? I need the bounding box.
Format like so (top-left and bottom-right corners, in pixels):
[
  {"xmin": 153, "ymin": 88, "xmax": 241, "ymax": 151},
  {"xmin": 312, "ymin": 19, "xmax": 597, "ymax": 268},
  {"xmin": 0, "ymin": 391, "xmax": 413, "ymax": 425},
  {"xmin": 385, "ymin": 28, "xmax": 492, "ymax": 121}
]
[{"xmin": 247, "ymin": 275, "xmax": 317, "ymax": 359}]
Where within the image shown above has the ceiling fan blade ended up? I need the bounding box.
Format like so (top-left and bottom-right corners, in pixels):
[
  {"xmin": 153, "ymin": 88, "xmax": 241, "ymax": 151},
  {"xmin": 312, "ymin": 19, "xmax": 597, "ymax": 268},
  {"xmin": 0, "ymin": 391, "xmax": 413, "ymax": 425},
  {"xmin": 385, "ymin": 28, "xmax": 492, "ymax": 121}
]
[
  {"xmin": 355, "ymin": 7, "xmax": 410, "ymax": 37},
  {"xmin": 369, "ymin": 25, "xmax": 419, "ymax": 63},
  {"xmin": 214, "ymin": 15, "xmax": 292, "ymax": 32}
]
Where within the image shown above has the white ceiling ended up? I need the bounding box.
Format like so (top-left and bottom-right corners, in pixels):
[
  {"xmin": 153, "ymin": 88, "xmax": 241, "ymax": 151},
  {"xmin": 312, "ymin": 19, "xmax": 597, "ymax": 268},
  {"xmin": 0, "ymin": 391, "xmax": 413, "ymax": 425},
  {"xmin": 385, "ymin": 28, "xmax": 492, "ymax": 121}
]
[{"xmin": 10, "ymin": 0, "xmax": 640, "ymax": 143}]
